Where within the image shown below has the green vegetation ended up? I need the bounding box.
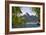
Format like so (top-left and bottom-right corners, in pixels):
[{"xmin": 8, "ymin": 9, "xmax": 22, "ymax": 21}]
[
  {"xmin": 32, "ymin": 7, "xmax": 40, "ymax": 22},
  {"xmin": 12, "ymin": 7, "xmax": 26, "ymax": 27},
  {"xmin": 32, "ymin": 7, "xmax": 40, "ymax": 17},
  {"xmin": 12, "ymin": 7, "xmax": 40, "ymax": 28}
]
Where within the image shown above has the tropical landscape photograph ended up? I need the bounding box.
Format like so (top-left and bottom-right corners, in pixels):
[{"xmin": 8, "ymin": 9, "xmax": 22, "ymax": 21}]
[{"xmin": 12, "ymin": 6, "xmax": 40, "ymax": 28}]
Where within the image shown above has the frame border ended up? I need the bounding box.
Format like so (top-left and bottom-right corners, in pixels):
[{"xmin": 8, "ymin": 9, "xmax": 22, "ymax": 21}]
[{"xmin": 5, "ymin": 1, "xmax": 45, "ymax": 34}]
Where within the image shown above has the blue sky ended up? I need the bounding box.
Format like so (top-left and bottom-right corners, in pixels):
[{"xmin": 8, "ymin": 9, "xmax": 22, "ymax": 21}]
[{"xmin": 20, "ymin": 7, "xmax": 36, "ymax": 16}]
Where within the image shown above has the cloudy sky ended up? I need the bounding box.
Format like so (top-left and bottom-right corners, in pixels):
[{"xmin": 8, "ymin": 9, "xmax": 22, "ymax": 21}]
[{"xmin": 20, "ymin": 7, "xmax": 36, "ymax": 16}]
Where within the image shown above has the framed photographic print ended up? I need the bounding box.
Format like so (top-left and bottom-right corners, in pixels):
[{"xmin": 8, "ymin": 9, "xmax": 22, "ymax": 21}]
[{"xmin": 5, "ymin": 1, "xmax": 45, "ymax": 34}]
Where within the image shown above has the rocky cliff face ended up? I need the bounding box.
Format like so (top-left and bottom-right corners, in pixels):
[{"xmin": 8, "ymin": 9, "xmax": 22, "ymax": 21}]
[{"xmin": 22, "ymin": 13, "xmax": 38, "ymax": 22}]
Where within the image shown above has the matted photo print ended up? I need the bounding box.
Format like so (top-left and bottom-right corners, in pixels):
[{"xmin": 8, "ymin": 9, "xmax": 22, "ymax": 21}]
[{"xmin": 5, "ymin": 1, "xmax": 45, "ymax": 34}]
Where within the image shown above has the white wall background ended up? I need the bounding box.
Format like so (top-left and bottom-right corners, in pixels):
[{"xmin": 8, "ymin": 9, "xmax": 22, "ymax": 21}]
[{"xmin": 0, "ymin": 0, "xmax": 46, "ymax": 35}]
